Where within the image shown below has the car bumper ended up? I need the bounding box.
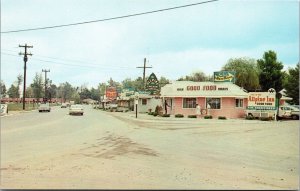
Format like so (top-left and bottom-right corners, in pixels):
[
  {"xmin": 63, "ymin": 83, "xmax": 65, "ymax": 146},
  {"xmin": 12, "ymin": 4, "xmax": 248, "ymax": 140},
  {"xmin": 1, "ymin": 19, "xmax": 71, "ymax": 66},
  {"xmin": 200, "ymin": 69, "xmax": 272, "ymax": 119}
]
[{"xmin": 69, "ymin": 111, "xmax": 84, "ymax": 114}]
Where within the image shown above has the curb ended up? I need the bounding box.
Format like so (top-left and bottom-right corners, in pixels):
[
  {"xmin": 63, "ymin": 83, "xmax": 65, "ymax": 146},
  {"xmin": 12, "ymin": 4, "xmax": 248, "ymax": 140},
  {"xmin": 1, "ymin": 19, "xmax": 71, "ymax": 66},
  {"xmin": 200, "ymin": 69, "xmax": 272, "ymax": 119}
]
[{"xmin": 100, "ymin": 110, "xmax": 274, "ymax": 124}]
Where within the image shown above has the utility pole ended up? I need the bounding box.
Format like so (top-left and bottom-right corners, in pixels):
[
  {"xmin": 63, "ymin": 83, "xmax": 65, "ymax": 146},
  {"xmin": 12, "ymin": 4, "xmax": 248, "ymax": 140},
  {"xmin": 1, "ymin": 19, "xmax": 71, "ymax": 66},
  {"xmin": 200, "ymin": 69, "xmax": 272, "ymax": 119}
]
[
  {"xmin": 42, "ymin": 69, "xmax": 50, "ymax": 102},
  {"xmin": 136, "ymin": 58, "xmax": 152, "ymax": 90},
  {"xmin": 19, "ymin": 44, "xmax": 33, "ymax": 110}
]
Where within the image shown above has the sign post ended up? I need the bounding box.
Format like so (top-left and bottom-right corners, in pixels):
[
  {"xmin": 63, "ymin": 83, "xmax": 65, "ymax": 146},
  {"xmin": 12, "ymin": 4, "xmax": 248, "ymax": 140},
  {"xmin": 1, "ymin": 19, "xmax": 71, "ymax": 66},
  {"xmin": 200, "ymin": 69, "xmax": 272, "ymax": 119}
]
[{"xmin": 135, "ymin": 92, "xmax": 139, "ymax": 118}]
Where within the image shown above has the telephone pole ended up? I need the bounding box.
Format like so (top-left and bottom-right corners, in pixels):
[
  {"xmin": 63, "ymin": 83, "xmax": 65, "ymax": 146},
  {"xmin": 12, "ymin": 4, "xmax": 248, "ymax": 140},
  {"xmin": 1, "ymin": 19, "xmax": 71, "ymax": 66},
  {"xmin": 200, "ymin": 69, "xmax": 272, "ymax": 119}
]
[
  {"xmin": 136, "ymin": 58, "xmax": 152, "ymax": 90},
  {"xmin": 19, "ymin": 44, "xmax": 33, "ymax": 110},
  {"xmin": 42, "ymin": 69, "xmax": 50, "ymax": 102}
]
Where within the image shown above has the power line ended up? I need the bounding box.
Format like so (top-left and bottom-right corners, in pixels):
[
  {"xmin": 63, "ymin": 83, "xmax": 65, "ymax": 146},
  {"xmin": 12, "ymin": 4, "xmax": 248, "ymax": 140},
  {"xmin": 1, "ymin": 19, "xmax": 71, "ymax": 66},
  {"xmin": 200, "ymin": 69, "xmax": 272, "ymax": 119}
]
[
  {"xmin": 1, "ymin": 0, "xmax": 219, "ymax": 34},
  {"xmin": 1, "ymin": 49, "xmax": 133, "ymax": 69},
  {"xmin": 1, "ymin": 51, "xmax": 135, "ymax": 70}
]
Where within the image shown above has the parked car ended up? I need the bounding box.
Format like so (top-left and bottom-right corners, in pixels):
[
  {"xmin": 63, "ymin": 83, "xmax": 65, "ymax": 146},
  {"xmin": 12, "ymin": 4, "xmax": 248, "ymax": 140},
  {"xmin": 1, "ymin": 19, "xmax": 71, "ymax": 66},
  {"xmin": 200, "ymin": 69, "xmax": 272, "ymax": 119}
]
[
  {"xmin": 38, "ymin": 103, "xmax": 51, "ymax": 112},
  {"xmin": 61, "ymin": 103, "xmax": 67, "ymax": 108},
  {"xmin": 105, "ymin": 103, "xmax": 118, "ymax": 109},
  {"xmin": 0, "ymin": 104, "xmax": 8, "ymax": 115},
  {"xmin": 69, "ymin": 104, "xmax": 84, "ymax": 115},
  {"xmin": 278, "ymin": 105, "xmax": 299, "ymax": 120}
]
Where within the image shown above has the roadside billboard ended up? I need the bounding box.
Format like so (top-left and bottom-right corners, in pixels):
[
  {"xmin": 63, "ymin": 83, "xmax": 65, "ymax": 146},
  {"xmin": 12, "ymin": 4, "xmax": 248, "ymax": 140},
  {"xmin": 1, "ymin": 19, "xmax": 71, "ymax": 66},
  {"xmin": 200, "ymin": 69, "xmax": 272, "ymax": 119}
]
[
  {"xmin": 247, "ymin": 92, "xmax": 276, "ymax": 110},
  {"xmin": 214, "ymin": 71, "xmax": 236, "ymax": 82},
  {"xmin": 146, "ymin": 72, "xmax": 160, "ymax": 95},
  {"xmin": 105, "ymin": 86, "xmax": 117, "ymax": 100}
]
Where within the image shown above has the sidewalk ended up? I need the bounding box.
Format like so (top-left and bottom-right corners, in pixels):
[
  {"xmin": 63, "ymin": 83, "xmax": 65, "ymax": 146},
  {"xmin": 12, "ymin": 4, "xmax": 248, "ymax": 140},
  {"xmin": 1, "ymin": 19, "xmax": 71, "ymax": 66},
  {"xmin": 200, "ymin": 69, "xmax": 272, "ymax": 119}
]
[{"xmin": 102, "ymin": 110, "xmax": 274, "ymax": 124}]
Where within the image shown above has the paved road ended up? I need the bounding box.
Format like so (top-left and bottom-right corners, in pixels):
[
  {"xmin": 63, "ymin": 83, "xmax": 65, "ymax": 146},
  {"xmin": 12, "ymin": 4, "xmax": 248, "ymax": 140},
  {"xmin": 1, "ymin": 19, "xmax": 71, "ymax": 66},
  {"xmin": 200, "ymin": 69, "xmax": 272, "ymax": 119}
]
[{"xmin": 0, "ymin": 105, "xmax": 299, "ymax": 189}]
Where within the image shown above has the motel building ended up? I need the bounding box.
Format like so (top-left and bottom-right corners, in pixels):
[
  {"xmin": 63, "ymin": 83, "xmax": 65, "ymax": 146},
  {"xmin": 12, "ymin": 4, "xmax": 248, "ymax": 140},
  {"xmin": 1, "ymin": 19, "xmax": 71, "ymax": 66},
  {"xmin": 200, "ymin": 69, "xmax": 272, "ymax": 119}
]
[{"xmin": 160, "ymin": 81, "xmax": 249, "ymax": 119}]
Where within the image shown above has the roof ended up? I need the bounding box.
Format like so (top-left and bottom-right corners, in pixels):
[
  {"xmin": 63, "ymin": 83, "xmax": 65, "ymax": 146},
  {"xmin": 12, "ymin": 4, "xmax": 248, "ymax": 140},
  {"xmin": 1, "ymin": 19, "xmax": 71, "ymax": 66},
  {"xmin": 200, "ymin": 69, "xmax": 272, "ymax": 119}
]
[{"xmin": 160, "ymin": 81, "xmax": 248, "ymax": 98}]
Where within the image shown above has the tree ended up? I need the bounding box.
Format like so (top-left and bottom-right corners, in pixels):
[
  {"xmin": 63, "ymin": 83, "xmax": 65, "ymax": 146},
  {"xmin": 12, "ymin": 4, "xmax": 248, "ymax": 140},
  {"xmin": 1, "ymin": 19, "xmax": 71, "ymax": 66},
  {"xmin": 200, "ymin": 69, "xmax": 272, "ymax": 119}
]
[
  {"xmin": 177, "ymin": 71, "xmax": 210, "ymax": 82},
  {"xmin": 257, "ymin": 50, "xmax": 284, "ymax": 92},
  {"xmin": 0, "ymin": 80, "xmax": 7, "ymax": 97},
  {"xmin": 133, "ymin": 77, "xmax": 144, "ymax": 91},
  {"xmin": 7, "ymin": 84, "xmax": 19, "ymax": 98},
  {"xmin": 17, "ymin": 74, "xmax": 23, "ymax": 96},
  {"xmin": 223, "ymin": 57, "xmax": 260, "ymax": 91},
  {"xmin": 48, "ymin": 84, "xmax": 57, "ymax": 101},
  {"xmin": 122, "ymin": 78, "xmax": 135, "ymax": 90},
  {"xmin": 30, "ymin": 73, "xmax": 44, "ymax": 99},
  {"xmin": 90, "ymin": 87, "xmax": 100, "ymax": 100},
  {"xmin": 283, "ymin": 63, "xmax": 299, "ymax": 105},
  {"xmin": 98, "ymin": 83, "xmax": 107, "ymax": 97},
  {"xmin": 159, "ymin": 76, "xmax": 170, "ymax": 88},
  {"xmin": 108, "ymin": 77, "xmax": 120, "ymax": 87},
  {"xmin": 79, "ymin": 88, "xmax": 92, "ymax": 100},
  {"xmin": 58, "ymin": 82, "xmax": 75, "ymax": 101},
  {"xmin": 25, "ymin": 86, "xmax": 34, "ymax": 98}
]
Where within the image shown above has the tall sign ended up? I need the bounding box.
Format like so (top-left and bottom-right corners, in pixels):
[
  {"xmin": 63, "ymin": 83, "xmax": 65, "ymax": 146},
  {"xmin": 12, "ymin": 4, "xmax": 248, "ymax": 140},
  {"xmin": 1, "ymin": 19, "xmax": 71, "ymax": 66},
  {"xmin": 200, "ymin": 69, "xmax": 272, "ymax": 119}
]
[
  {"xmin": 247, "ymin": 89, "xmax": 276, "ymax": 110},
  {"xmin": 105, "ymin": 86, "xmax": 117, "ymax": 100},
  {"xmin": 145, "ymin": 73, "xmax": 160, "ymax": 95},
  {"xmin": 214, "ymin": 71, "xmax": 236, "ymax": 82}
]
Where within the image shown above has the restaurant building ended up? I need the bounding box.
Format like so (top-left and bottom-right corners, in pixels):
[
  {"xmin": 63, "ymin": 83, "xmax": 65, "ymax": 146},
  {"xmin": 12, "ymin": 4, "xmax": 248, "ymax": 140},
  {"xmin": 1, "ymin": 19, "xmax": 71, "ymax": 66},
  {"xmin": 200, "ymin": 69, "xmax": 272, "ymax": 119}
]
[{"xmin": 160, "ymin": 81, "xmax": 249, "ymax": 118}]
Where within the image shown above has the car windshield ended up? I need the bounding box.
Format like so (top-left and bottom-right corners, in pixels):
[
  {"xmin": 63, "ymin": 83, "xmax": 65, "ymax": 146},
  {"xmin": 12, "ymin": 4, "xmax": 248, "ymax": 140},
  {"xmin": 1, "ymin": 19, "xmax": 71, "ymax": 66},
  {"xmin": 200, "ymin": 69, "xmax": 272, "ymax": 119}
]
[{"xmin": 71, "ymin": 105, "xmax": 82, "ymax": 108}]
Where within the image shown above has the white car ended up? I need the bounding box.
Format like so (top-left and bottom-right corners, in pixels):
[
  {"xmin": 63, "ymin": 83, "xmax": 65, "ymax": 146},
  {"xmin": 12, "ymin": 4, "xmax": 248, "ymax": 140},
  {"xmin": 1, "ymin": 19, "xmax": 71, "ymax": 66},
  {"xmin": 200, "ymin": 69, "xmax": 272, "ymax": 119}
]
[
  {"xmin": 38, "ymin": 103, "xmax": 51, "ymax": 112},
  {"xmin": 69, "ymin": 104, "xmax": 84, "ymax": 115},
  {"xmin": 61, "ymin": 103, "xmax": 68, "ymax": 108},
  {"xmin": 278, "ymin": 105, "xmax": 299, "ymax": 120}
]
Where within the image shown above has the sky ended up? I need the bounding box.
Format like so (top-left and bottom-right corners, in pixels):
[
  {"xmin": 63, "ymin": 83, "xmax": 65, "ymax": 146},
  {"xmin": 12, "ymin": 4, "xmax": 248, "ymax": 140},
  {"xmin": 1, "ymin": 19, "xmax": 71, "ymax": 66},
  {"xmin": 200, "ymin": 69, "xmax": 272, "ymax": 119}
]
[{"xmin": 1, "ymin": 0, "xmax": 299, "ymax": 89}]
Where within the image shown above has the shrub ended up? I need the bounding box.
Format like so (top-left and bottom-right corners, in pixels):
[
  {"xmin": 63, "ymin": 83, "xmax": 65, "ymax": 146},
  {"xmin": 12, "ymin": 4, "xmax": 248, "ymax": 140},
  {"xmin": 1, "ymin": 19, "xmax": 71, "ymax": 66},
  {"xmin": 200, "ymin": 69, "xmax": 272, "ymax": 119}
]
[
  {"xmin": 153, "ymin": 112, "xmax": 158, "ymax": 116},
  {"xmin": 155, "ymin": 105, "xmax": 163, "ymax": 115},
  {"xmin": 245, "ymin": 115, "xmax": 254, "ymax": 120},
  {"xmin": 162, "ymin": 114, "xmax": 170, "ymax": 117},
  {"xmin": 204, "ymin": 115, "xmax": 213, "ymax": 119},
  {"xmin": 218, "ymin": 116, "xmax": 227, "ymax": 120},
  {"xmin": 188, "ymin": 115, "xmax": 197, "ymax": 118},
  {"xmin": 148, "ymin": 112, "xmax": 154, "ymax": 115},
  {"xmin": 175, "ymin": 114, "xmax": 184, "ymax": 118}
]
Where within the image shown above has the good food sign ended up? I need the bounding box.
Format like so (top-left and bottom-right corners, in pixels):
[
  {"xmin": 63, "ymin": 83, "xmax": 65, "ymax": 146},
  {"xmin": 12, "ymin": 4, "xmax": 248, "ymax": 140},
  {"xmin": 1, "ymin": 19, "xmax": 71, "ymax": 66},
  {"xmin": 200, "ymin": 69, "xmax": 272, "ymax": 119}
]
[{"xmin": 247, "ymin": 91, "xmax": 276, "ymax": 110}]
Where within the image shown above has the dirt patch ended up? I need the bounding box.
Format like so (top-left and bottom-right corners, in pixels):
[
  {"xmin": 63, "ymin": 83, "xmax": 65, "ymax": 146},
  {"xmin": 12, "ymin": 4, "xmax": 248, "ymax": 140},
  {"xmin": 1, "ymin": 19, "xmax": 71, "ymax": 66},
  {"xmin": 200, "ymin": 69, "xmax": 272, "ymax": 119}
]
[{"xmin": 77, "ymin": 133, "xmax": 158, "ymax": 159}]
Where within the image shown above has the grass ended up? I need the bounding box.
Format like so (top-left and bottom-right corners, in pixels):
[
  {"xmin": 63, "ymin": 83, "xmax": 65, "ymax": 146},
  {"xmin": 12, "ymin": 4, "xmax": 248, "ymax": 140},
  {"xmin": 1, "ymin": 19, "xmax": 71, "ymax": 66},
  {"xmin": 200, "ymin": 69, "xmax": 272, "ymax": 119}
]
[
  {"xmin": 7, "ymin": 103, "xmax": 38, "ymax": 111},
  {"xmin": 7, "ymin": 102, "xmax": 60, "ymax": 111}
]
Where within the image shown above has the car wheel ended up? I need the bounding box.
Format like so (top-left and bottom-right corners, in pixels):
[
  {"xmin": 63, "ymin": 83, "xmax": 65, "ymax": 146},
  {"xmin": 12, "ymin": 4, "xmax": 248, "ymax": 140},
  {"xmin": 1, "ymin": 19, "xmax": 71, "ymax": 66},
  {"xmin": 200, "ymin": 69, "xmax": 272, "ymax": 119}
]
[{"xmin": 292, "ymin": 115, "xmax": 299, "ymax": 120}]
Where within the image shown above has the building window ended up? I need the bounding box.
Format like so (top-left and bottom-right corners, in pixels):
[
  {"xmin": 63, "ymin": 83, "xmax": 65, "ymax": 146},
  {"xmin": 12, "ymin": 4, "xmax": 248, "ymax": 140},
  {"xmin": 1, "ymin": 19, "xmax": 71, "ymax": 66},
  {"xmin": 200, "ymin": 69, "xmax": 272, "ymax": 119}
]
[
  {"xmin": 183, "ymin": 98, "xmax": 197, "ymax": 108},
  {"xmin": 206, "ymin": 98, "xmax": 221, "ymax": 109},
  {"xmin": 142, "ymin": 99, "xmax": 147, "ymax": 105},
  {"xmin": 235, "ymin": 99, "xmax": 243, "ymax": 108}
]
